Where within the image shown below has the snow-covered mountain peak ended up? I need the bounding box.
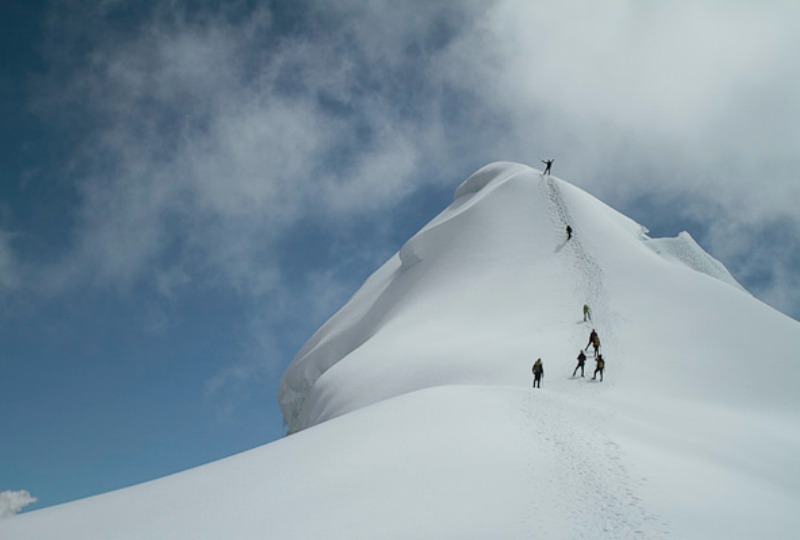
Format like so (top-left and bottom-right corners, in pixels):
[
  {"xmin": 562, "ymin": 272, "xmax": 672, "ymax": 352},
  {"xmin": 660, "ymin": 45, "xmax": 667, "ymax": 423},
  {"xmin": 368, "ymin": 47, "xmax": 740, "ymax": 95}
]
[{"xmin": 278, "ymin": 162, "xmax": 770, "ymax": 434}]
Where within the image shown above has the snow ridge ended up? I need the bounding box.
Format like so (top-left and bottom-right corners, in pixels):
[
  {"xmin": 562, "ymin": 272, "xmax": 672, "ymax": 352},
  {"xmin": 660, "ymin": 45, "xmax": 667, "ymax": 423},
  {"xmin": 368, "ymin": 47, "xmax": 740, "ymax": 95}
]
[{"xmin": 544, "ymin": 174, "xmax": 609, "ymax": 326}]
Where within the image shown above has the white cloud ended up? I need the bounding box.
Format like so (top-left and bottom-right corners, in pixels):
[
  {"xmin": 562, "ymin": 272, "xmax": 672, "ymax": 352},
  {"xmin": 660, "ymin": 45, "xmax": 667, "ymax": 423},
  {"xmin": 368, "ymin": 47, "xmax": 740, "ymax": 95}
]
[
  {"xmin": 442, "ymin": 0, "xmax": 800, "ymax": 174},
  {"xmin": 432, "ymin": 0, "xmax": 800, "ymax": 316},
  {"xmin": 0, "ymin": 490, "xmax": 37, "ymax": 517},
  {"xmin": 30, "ymin": 2, "xmax": 462, "ymax": 299}
]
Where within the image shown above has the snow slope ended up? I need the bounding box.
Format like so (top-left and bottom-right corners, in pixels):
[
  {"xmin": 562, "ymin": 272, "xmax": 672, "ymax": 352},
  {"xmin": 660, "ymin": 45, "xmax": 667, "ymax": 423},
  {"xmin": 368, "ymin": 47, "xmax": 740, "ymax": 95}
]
[
  {"xmin": 280, "ymin": 161, "xmax": 795, "ymax": 430},
  {"xmin": 3, "ymin": 162, "xmax": 799, "ymax": 539}
]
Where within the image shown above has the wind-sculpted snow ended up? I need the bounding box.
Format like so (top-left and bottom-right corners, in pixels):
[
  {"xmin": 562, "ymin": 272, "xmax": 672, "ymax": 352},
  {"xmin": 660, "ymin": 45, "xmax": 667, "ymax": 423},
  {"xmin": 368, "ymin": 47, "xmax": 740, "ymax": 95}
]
[
  {"xmin": 645, "ymin": 231, "xmax": 746, "ymax": 292},
  {"xmin": 452, "ymin": 161, "xmax": 529, "ymax": 199}
]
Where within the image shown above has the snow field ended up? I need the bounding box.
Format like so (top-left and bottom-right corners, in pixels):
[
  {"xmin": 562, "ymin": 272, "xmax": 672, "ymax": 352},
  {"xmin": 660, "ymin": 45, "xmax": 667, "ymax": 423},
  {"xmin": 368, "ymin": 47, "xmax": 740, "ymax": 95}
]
[{"xmin": 3, "ymin": 386, "xmax": 656, "ymax": 539}]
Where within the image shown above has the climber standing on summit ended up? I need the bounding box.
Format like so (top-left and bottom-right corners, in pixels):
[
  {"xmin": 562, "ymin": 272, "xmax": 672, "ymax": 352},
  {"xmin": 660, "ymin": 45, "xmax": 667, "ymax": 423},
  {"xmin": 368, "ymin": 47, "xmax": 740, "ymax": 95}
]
[{"xmin": 541, "ymin": 158, "xmax": 554, "ymax": 176}]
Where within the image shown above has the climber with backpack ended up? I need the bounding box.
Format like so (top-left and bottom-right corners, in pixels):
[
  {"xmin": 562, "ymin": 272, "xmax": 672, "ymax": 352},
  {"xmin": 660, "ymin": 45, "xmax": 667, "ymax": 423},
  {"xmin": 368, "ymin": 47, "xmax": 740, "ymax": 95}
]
[
  {"xmin": 592, "ymin": 355, "xmax": 605, "ymax": 381},
  {"xmin": 573, "ymin": 350, "xmax": 587, "ymax": 378},
  {"xmin": 532, "ymin": 358, "xmax": 544, "ymax": 388},
  {"xmin": 585, "ymin": 329, "xmax": 600, "ymax": 357}
]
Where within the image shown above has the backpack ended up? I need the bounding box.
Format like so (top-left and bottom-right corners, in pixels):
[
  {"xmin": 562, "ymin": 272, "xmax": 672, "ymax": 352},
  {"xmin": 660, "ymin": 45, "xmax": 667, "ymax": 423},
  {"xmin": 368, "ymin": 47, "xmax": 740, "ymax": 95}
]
[{"xmin": 597, "ymin": 358, "xmax": 605, "ymax": 369}]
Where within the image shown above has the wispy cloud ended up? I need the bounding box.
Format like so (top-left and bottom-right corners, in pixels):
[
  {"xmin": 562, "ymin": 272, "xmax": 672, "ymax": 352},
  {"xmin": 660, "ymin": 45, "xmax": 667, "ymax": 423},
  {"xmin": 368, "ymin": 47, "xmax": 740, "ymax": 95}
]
[
  {"xmin": 26, "ymin": 1, "xmax": 481, "ymax": 301},
  {"xmin": 0, "ymin": 490, "xmax": 36, "ymax": 517}
]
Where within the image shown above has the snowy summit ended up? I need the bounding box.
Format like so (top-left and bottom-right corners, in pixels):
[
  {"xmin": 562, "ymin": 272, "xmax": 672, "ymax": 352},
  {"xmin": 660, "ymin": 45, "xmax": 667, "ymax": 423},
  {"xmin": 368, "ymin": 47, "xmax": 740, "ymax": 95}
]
[{"xmin": 3, "ymin": 162, "xmax": 799, "ymax": 539}]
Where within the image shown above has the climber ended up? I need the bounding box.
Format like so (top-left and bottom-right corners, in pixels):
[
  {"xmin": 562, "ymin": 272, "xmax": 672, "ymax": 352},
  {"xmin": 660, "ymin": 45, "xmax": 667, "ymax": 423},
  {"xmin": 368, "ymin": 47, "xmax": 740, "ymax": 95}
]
[
  {"xmin": 592, "ymin": 354, "xmax": 605, "ymax": 381},
  {"xmin": 585, "ymin": 329, "xmax": 600, "ymax": 357},
  {"xmin": 583, "ymin": 304, "xmax": 591, "ymax": 322},
  {"xmin": 566, "ymin": 225, "xmax": 573, "ymax": 240},
  {"xmin": 572, "ymin": 350, "xmax": 587, "ymax": 378},
  {"xmin": 591, "ymin": 332, "xmax": 601, "ymax": 357},
  {"xmin": 541, "ymin": 158, "xmax": 554, "ymax": 176},
  {"xmin": 532, "ymin": 358, "xmax": 544, "ymax": 388}
]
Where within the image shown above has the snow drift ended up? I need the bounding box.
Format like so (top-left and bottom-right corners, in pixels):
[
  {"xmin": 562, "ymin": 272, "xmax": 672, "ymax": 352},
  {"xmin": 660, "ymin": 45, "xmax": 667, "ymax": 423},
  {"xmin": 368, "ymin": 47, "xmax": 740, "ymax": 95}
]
[{"xmin": 3, "ymin": 162, "xmax": 799, "ymax": 539}]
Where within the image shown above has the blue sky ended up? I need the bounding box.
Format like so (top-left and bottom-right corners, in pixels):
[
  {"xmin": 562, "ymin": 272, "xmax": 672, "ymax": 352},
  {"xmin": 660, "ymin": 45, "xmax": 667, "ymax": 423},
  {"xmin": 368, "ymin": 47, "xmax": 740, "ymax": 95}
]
[{"xmin": 2, "ymin": 0, "xmax": 799, "ymax": 513}]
